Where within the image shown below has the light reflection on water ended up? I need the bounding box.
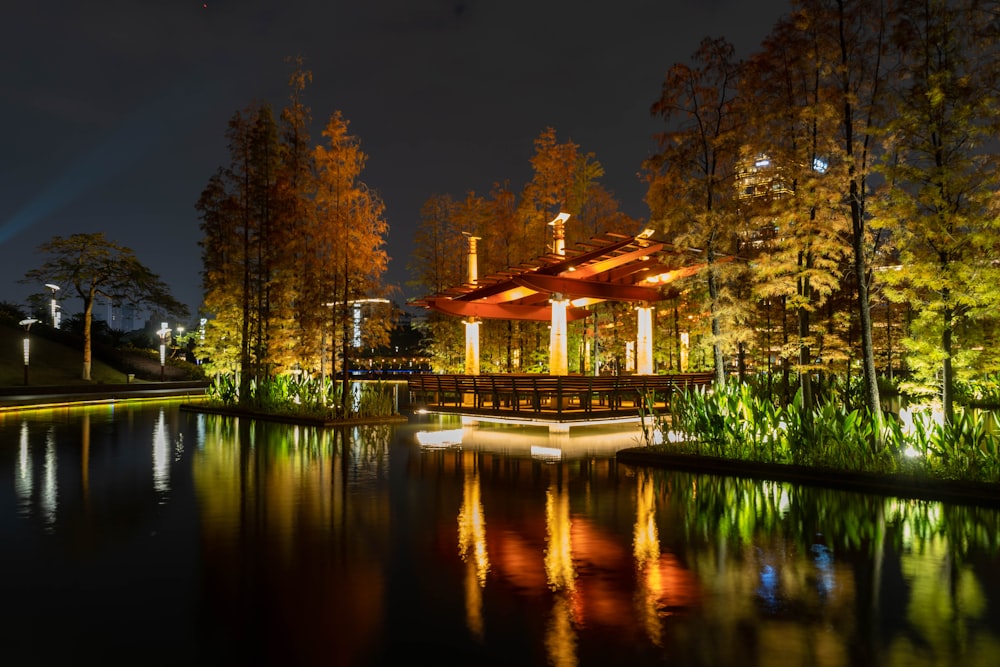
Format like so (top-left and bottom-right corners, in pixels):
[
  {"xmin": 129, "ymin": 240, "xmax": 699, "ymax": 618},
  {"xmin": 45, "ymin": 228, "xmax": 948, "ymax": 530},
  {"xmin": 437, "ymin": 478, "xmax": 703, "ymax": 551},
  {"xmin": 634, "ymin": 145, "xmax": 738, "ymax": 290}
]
[{"xmin": 0, "ymin": 403, "xmax": 999, "ymax": 666}]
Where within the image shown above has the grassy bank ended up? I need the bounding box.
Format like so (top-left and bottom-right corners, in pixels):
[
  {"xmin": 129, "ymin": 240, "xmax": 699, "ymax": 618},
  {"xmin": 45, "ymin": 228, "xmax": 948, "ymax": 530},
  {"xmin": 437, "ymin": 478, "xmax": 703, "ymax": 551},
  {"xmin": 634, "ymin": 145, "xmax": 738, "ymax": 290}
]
[{"xmin": 0, "ymin": 322, "xmax": 136, "ymax": 385}]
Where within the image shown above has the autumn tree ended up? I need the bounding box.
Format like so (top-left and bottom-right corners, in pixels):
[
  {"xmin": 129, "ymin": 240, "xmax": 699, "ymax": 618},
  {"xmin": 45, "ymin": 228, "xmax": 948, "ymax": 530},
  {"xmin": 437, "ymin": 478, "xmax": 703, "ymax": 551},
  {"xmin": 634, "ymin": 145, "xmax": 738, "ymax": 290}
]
[
  {"xmin": 644, "ymin": 36, "xmax": 745, "ymax": 385},
  {"xmin": 311, "ymin": 110, "xmax": 390, "ymax": 415},
  {"xmin": 874, "ymin": 0, "xmax": 1000, "ymax": 422},
  {"xmin": 271, "ymin": 56, "xmax": 315, "ymax": 372},
  {"xmin": 24, "ymin": 232, "xmax": 189, "ymax": 381}
]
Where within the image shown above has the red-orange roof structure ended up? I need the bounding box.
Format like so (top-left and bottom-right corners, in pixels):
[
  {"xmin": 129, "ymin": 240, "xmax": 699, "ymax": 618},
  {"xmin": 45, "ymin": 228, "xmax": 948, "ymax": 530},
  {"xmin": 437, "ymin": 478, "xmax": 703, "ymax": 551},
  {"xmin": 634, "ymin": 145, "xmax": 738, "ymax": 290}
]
[{"xmin": 415, "ymin": 231, "xmax": 713, "ymax": 322}]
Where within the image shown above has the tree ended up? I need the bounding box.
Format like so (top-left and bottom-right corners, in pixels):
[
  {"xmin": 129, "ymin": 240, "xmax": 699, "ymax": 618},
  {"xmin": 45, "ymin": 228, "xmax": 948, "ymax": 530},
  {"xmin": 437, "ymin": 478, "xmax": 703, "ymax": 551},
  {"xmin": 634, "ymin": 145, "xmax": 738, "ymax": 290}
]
[
  {"xmin": 874, "ymin": 0, "xmax": 1000, "ymax": 422},
  {"xmin": 23, "ymin": 232, "xmax": 189, "ymax": 381},
  {"xmin": 808, "ymin": 0, "xmax": 891, "ymax": 422},
  {"xmin": 741, "ymin": 11, "xmax": 853, "ymax": 410},
  {"xmin": 311, "ymin": 111, "xmax": 390, "ymax": 416},
  {"xmin": 645, "ymin": 36, "xmax": 745, "ymax": 385},
  {"xmin": 196, "ymin": 102, "xmax": 281, "ymax": 394}
]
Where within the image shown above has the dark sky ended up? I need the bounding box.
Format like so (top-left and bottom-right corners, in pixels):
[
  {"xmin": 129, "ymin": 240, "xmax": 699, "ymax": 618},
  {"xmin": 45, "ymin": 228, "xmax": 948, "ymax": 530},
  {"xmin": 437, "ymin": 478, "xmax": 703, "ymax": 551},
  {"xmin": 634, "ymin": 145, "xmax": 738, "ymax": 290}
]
[{"xmin": 1, "ymin": 0, "xmax": 790, "ymax": 321}]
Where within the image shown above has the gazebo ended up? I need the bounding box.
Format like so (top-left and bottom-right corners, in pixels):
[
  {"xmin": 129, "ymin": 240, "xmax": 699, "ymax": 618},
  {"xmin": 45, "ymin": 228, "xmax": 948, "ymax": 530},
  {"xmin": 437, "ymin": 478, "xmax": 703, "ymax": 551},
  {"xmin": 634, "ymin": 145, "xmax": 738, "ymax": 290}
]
[{"xmin": 408, "ymin": 214, "xmax": 718, "ymax": 428}]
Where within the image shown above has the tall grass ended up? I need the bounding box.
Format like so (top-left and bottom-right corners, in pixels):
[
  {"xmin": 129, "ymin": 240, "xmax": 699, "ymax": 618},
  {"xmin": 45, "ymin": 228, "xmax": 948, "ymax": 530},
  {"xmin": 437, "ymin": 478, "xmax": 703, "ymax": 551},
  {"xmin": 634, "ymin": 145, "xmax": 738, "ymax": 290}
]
[
  {"xmin": 654, "ymin": 381, "xmax": 1000, "ymax": 485},
  {"xmin": 205, "ymin": 373, "xmax": 398, "ymax": 421}
]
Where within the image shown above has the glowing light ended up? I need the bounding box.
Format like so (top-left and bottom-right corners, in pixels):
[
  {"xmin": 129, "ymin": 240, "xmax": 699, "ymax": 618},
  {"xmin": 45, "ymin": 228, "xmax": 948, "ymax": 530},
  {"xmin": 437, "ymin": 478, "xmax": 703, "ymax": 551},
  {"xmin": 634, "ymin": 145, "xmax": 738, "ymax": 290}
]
[
  {"xmin": 464, "ymin": 319, "xmax": 480, "ymax": 375},
  {"xmin": 415, "ymin": 428, "xmax": 464, "ymax": 448},
  {"xmin": 544, "ymin": 485, "xmax": 575, "ymax": 592},
  {"xmin": 531, "ymin": 445, "xmax": 562, "ymax": 460},
  {"xmin": 636, "ymin": 306, "xmax": 653, "ymax": 375},
  {"xmin": 152, "ymin": 408, "xmax": 170, "ymax": 495},
  {"xmin": 549, "ymin": 296, "xmax": 568, "ymax": 375},
  {"xmin": 458, "ymin": 470, "xmax": 490, "ymax": 587}
]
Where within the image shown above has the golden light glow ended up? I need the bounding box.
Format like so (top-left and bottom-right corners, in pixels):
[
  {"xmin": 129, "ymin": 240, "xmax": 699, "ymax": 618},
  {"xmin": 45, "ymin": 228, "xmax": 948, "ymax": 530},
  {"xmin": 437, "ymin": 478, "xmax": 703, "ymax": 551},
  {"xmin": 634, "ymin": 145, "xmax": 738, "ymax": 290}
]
[
  {"xmin": 458, "ymin": 468, "xmax": 490, "ymax": 637},
  {"xmin": 549, "ymin": 297, "xmax": 569, "ymax": 375},
  {"xmin": 645, "ymin": 271, "xmax": 672, "ymax": 284},
  {"xmin": 633, "ymin": 470, "xmax": 663, "ymax": 646},
  {"xmin": 544, "ymin": 484, "xmax": 575, "ymax": 592},
  {"xmin": 464, "ymin": 319, "xmax": 480, "ymax": 375},
  {"xmin": 636, "ymin": 306, "xmax": 653, "ymax": 375},
  {"xmin": 458, "ymin": 469, "xmax": 490, "ymax": 586}
]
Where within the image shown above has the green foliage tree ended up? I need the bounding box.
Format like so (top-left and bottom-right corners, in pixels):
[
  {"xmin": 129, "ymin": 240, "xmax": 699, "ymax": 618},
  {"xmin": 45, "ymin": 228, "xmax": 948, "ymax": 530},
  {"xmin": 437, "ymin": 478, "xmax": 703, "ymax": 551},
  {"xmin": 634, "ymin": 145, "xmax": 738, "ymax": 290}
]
[
  {"xmin": 874, "ymin": 0, "xmax": 1000, "ymax": 422},
  {"xmin": 740, "ymin": 11, "xmax": 853, "ymax": 411},
  {"xmin": 23, "ymin": 232, "xmax": 189, "ymax": 381}
]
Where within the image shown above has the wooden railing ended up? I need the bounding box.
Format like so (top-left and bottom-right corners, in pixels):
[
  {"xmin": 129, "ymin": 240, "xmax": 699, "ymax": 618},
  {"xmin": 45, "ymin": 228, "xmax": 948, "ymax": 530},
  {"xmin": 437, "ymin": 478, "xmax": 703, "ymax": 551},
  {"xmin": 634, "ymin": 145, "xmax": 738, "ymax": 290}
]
[{"xmin": 407, "ymin": 372, "xmax": 715, "ymax": 419}]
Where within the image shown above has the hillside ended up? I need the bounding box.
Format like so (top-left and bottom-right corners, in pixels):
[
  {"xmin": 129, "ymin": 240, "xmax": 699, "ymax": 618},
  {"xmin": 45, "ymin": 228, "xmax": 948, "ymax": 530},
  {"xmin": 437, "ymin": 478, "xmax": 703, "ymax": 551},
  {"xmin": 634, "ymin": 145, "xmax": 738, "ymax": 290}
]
[{"xmin": 0, "ymin": 321, "xmax": 195, "ymax": 386}]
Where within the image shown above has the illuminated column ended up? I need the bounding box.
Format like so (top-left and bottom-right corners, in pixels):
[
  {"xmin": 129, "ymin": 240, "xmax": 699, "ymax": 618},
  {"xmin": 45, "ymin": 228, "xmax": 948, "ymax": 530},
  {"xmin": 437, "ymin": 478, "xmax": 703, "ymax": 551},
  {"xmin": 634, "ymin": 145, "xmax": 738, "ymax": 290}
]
[
  {"xmin": 549, "ymin": 295, "xmax": 568, "ymax": 376},
  {"xmin": 464, "ymin": 232, "xmax": 482, "ymax": 376},
  {"xmin": 463, "ymin": 232, "xmax": 481, "ymax": 284},
  {"xmin": 464, "ymin": 319, "xmax": 480, "ymax": 375},
  {"xmin": 548, "ymin": 212, "xmax": 570, "ymax": 256},
  {"xmin": 19, "ymin": 318, "xmax": 38, "ymax": 386},
  {"xmin": 636, "ymin": 305, "xmax": 653, "ymax": 375}
]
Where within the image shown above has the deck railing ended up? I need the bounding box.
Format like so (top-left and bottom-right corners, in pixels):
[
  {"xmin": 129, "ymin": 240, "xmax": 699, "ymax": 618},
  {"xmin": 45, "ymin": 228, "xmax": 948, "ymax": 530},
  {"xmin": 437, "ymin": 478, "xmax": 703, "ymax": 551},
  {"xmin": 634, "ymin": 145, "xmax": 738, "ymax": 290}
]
[{"xmin": 407, "ymin": 372, "xmax": 715, "ymax": 420}]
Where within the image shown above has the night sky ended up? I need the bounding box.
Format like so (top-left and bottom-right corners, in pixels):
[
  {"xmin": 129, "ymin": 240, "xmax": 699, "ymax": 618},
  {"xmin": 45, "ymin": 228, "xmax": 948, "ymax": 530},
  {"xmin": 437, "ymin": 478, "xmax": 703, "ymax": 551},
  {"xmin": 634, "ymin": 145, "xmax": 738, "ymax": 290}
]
[{"xmin": 1, "ymin": 0, "xmax": 790, "ymax": 320}]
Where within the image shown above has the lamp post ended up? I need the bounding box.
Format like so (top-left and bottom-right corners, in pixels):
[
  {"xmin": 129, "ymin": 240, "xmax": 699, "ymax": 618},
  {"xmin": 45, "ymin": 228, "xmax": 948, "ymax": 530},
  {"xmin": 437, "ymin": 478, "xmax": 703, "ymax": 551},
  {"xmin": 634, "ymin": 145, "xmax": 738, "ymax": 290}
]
[
  {"xmin": 44, "ymin": 284, "xmax": 60, "ymax": 329},
  {"xmin": 157, "ymin": 322, "xmax": 171, "ymax": 381},
  {"xmin": 19, "ymin": 318, "xmax": 38, "ymax": 386}
]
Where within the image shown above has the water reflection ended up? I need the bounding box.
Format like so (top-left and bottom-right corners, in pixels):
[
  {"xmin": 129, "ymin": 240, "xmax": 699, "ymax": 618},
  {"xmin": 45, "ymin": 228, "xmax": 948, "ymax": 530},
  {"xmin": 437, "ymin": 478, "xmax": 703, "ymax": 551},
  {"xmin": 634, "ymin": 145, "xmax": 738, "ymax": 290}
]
[
  {"xmin": 2, "ymin": 406, "xmax": 1000, "ymax": 665},
  {"xmin": 15, "ymin": 421, "xmax": 31, "ymax": 517},
  {"xmin": 152, "ymin": 408, "xmax": 170, "ymax": 497},
  {"xmin": 458, "ymin": 465, "xmax": 489, "ymax": 638}
]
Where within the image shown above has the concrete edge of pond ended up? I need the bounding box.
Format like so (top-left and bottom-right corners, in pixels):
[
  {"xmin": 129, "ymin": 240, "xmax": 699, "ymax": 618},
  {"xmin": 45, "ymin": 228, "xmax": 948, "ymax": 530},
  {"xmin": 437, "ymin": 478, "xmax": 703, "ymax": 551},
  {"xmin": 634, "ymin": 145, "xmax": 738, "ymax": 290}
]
[
  {"xmin": 180, "ymin": 402, "xmax": 409, "ymax": 427},
  {"xmin": 617, "ymin": 446, "xmax": 1000, "ymax": 509}
]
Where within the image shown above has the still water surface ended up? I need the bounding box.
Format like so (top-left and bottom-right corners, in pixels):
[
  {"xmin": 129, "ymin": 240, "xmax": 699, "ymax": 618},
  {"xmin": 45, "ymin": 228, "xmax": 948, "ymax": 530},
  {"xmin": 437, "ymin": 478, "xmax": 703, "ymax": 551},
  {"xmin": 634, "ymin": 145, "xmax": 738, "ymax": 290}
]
[{"xmin": 2, "ymin": 401, "xmax": 1000, "ymax": 666}]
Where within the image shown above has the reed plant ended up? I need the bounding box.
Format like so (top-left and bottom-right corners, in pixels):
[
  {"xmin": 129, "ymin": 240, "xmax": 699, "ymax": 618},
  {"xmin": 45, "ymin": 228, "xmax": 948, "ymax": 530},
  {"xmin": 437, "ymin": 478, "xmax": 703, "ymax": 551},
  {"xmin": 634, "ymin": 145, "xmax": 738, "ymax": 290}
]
[
  {"xmin": 204, "ymin": 372, "xmax": 397, "ymax": 421},
  {"xmin": 651, "ymin": 380, "xmax": 1000, "ymax": 486}
]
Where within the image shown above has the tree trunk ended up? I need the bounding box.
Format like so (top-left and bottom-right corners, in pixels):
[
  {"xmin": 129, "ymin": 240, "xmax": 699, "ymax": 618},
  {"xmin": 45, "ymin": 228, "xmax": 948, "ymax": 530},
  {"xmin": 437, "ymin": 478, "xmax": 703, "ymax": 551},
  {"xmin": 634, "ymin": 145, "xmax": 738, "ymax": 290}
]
[
  {"xmin": 82, "ymin": 294, "xmax": 94, "ymax": 381},
  {"xmin": 798, "ymin": 305, "xmax": 813, "ymax": 413},
  {"xmin": 942, "ymin": 303, "xmax": 954, "ymax": 424},
  {"xmin": 708, "ymin": 264, "xmax": 725, "ymax": 386}
]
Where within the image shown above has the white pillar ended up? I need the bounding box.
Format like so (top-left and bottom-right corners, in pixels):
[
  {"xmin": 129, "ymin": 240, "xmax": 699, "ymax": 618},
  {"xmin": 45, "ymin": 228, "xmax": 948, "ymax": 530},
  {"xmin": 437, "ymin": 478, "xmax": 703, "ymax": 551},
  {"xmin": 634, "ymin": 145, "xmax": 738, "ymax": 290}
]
[
  {"xmin": 464, "ymin": 320, "xmax": 480, "ymax": 375},
  {"xmin": 549, "ymin": 295, "xmax": 568, "ymax": 376},
  {"xmin": 636, "ymin": 305, "xmax": 653, "ymax": 375}
]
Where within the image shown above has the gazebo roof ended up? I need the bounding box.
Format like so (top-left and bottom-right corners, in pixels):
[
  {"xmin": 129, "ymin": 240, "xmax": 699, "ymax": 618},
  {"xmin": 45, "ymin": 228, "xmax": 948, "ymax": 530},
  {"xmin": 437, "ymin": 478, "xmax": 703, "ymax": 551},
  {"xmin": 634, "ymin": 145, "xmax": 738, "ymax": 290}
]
[{"xmin": 415, "ymin": 231, "xmax": 712, "ymax": 322}]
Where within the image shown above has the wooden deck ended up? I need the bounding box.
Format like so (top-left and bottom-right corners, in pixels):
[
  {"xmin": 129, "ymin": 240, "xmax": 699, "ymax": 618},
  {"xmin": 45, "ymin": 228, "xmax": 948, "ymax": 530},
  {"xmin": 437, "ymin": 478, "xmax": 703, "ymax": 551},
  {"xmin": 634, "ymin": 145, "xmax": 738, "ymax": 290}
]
[{"xmin": 406, "ymin": 372, "xmax": 715, "ymax": 424}]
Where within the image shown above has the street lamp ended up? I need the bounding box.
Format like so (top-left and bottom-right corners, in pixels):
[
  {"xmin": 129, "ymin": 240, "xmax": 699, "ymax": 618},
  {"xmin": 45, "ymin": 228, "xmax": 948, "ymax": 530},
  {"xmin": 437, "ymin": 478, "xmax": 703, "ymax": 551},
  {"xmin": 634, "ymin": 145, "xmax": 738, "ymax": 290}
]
[
  {"xmin": 19, "ymin": 318, "xmax": 38, "ymax": 386},
  {"xmin": 44, "ymin": 284, "xmax": 60, "ymax": 329},
  {"xmin": 157, "ymin": 322, "xmax": 171, "ymax": 381}
]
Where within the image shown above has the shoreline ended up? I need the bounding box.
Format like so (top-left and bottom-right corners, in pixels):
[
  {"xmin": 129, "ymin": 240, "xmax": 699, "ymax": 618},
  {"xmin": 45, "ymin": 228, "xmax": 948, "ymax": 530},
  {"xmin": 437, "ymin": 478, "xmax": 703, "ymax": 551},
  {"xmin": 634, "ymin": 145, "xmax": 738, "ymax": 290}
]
[{"xmin": 617, "ymin": 446, "xmax": 1000, "ymax": 509}]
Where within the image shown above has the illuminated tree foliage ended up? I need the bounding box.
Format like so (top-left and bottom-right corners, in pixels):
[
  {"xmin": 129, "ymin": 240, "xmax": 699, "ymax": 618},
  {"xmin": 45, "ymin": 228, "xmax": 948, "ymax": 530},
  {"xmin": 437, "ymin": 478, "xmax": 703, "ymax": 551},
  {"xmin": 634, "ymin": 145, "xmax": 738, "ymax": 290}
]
[
  {"xmin": 644, "ymin": 36, "xmax": 745, "ymax": 385},
  {"xmin": 310, "ymin": 110, "xmax": 390, "ymax": 416},
  {"xmin": 740, "ymin": 11, "xmax": 854, "ymax": 411},
  {"xmin": 197, "ymin": 102, "xmax": 281, "ymax": 392},
  {"xmin": 24, "ymin": 232, "xmax": 188, "ymax": 381},
  {"xmin": 196, "ymin": 62, "xmax": 391, "ymax": 404},
  {"xmin": 874, "ymin": 0, "xmax": 1000, "ymax": 422}
]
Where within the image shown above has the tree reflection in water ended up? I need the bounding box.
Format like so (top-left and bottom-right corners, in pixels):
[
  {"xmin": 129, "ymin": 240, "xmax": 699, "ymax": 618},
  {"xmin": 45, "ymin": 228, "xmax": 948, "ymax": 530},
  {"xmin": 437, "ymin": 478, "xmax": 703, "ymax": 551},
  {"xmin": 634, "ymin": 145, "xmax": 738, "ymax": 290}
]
[{"xmin": 3, "ymin": 406, "xmax": 999, "ymax": 666}]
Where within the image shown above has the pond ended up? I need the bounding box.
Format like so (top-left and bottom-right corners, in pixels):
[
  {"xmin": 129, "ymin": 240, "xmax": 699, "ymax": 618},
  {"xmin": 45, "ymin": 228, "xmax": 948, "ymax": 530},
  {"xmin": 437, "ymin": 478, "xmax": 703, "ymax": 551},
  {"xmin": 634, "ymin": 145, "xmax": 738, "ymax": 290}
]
[{"xmin": 2, "ymin": 401, "xmax": 999, "ymax": 666}]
